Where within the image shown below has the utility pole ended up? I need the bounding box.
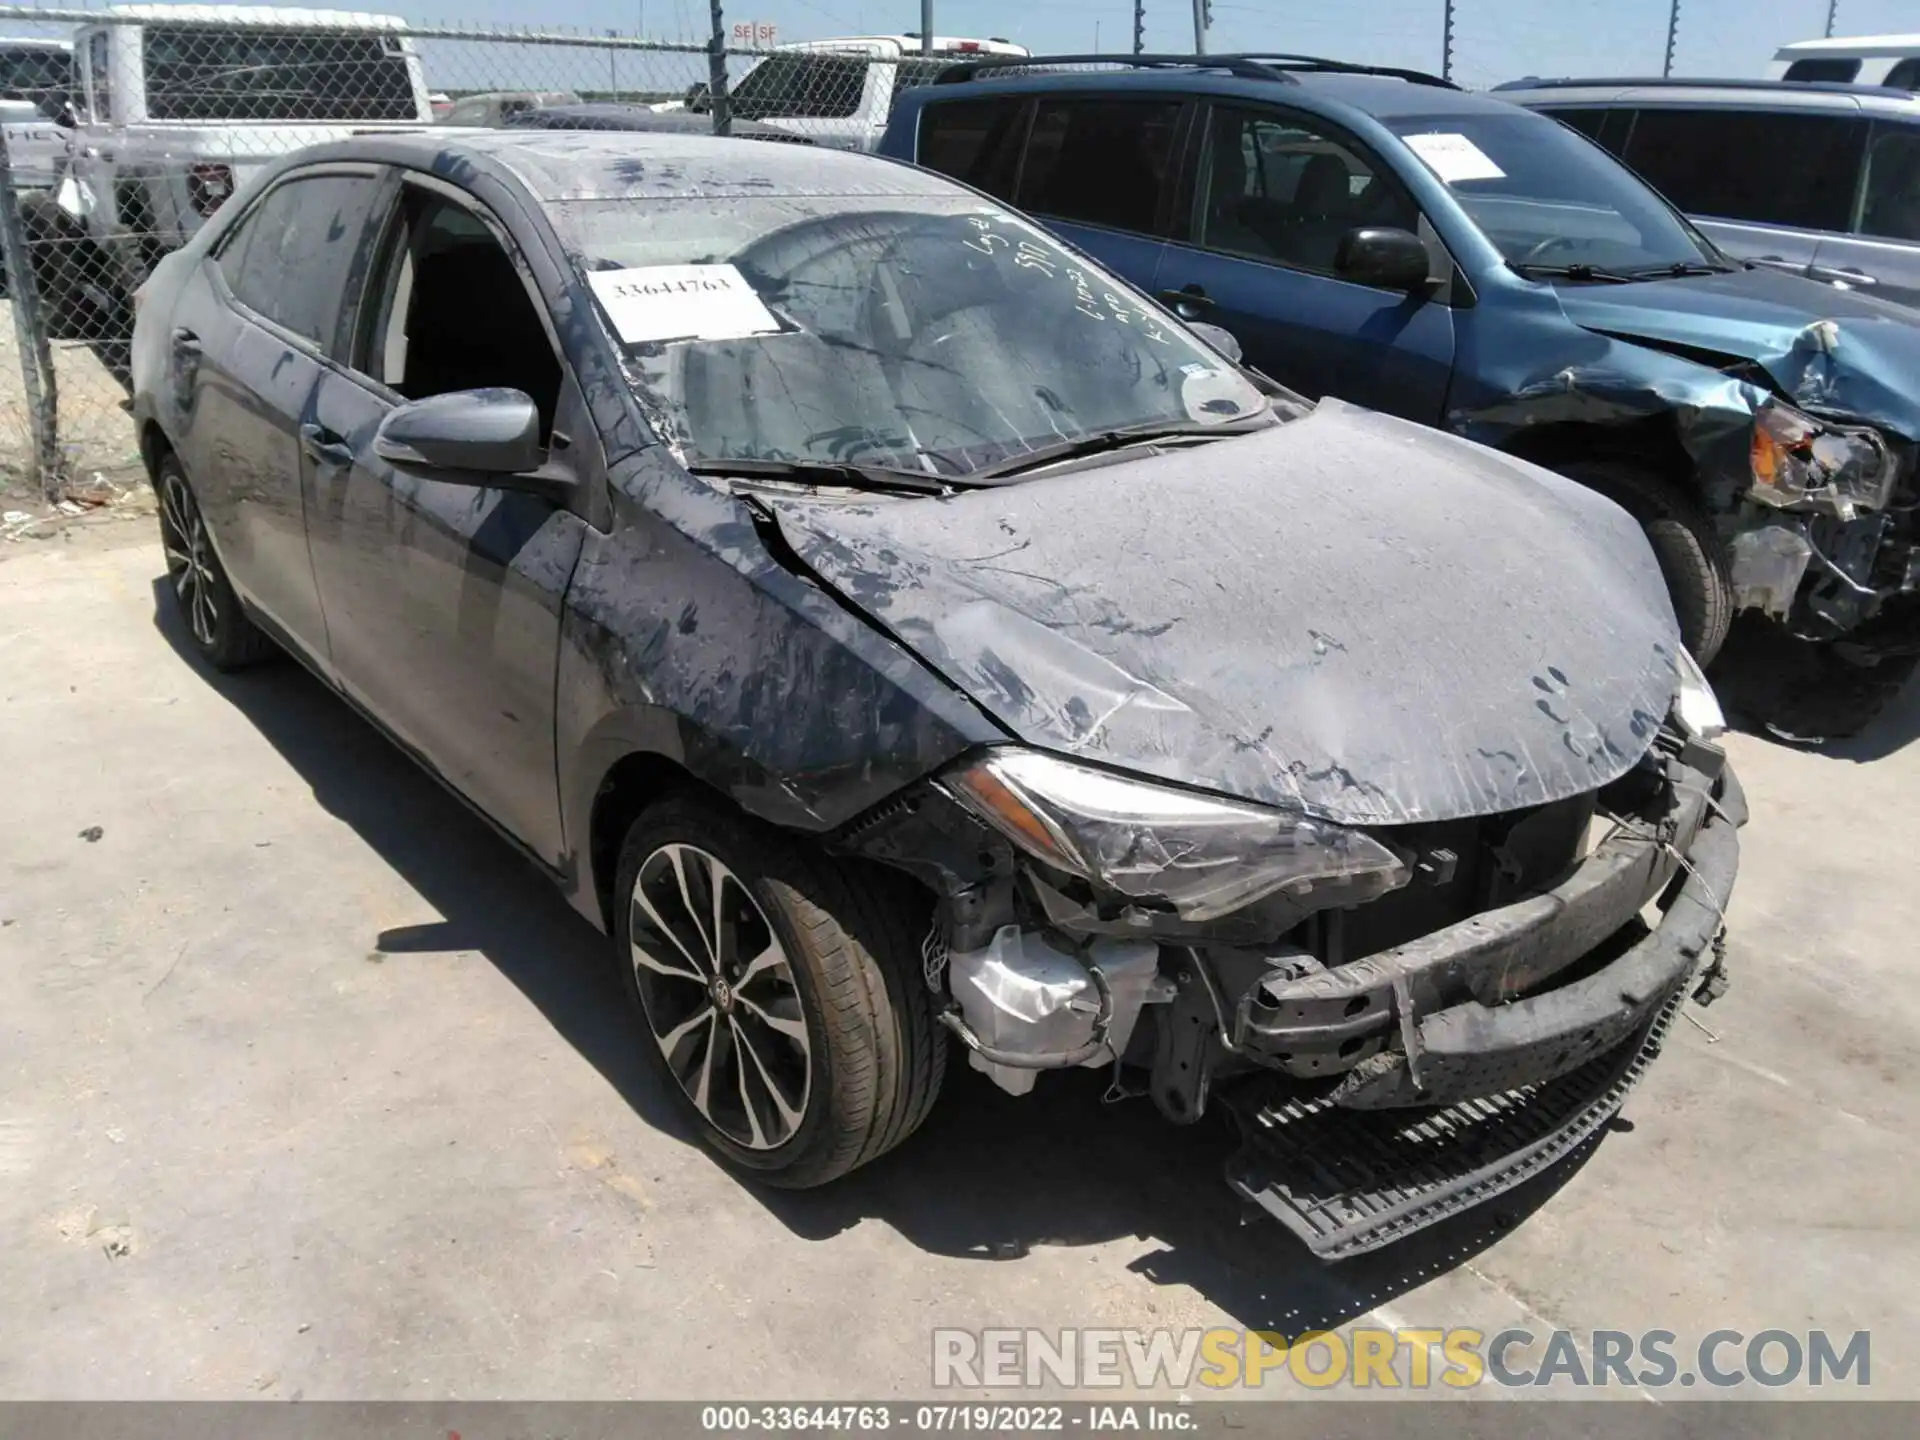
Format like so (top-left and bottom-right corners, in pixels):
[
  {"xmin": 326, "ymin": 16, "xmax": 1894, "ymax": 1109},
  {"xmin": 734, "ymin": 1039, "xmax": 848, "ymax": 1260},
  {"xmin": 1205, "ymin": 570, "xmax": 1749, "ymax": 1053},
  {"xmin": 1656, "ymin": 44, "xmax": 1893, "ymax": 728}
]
[
  {"xmin": 921, "ymin": 0, "xmax": 932, "ymax": 55},
  {"xmin": 1826, "ymin": 1, "xmax": 1839, "ymax": 38},
  {"xmin": 1442, "ymin": 0, "xmax": 1454, "ymax": 82},
  {"xmin": 1192, "ymin": 0, "xmax": 1208, "ymax": 55},
  {"xmin": 1134, "ymin": 0, "xmax": 1146, "ymax": 56},
  {"xmin": 1663, "ymin": 0, "xmax": 1679, "ymax": 78}
]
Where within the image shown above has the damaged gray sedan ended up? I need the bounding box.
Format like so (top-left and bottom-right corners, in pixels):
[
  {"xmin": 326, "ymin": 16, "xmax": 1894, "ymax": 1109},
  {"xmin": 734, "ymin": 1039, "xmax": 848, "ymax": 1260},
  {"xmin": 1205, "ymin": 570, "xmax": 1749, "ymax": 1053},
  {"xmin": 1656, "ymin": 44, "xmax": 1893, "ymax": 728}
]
[{"xmin": 130, "ymin": 132, "xmax": 1743, "ymax": 1259}]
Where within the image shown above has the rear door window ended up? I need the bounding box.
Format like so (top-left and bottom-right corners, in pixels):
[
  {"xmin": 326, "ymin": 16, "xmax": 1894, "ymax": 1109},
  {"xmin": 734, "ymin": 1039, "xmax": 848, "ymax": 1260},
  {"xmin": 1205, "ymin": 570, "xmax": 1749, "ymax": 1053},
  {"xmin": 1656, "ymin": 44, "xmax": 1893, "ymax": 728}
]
[
  {"xmin": 915, "ymin": 96, "xmax": 1027, "ymax": 197},
  {"xmin": 1623, "ymin": 108, "xmax": 1867, "ymax": 231},
  {"xmin": 1884, "ymin": 59, "xmax": 1920, "ymax": 91},
  {"xmin": 142, "ymin": 27, "xmax": 419, "ymax": 121},
  {"xmin": 1783, "ymin": 58, "xmax": 1863, "ymax": 83},
  {"xmin": 1015, "ymin": 97, "xmax": 1183, "ymax": 235},
  {"xmin": 1544, "ymin": 107, "xmax": 1610, "ymax": 141},
  {"xmin": 1860, "ymin": 124, "xmax": 1920, "ymax": 240},
  {"xmin": 217, "ymin": 172, "xmax": 385, "ymax": 352}
]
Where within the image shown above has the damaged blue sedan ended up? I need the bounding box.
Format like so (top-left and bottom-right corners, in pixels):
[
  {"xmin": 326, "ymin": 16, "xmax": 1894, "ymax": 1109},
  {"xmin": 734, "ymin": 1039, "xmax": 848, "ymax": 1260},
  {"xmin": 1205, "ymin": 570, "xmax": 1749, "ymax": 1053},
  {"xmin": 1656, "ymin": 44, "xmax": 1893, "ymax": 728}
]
[{"xmin": 130, "ymin": 132, "xmax": 1742, "ymax": 1259}]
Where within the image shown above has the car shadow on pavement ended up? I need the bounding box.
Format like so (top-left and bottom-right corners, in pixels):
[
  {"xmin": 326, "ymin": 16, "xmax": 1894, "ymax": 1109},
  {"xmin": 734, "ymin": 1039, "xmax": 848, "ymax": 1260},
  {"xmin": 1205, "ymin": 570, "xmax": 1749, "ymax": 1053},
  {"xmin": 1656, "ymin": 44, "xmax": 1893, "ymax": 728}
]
[
  {"xmin": 1712, "ymin": 616, "xmax": 1920, "ymax": 757},
  {"xmin": 750, "ymin": 1058, "xmax": 1601, "ymax": 1336},
  {"xmin": 152, "ymin": 576, "xmax": 1598, "ymax": 1338},
  {"xmin": 148, "ymin": 578, "xmax": 697, "ymax": 1150}
]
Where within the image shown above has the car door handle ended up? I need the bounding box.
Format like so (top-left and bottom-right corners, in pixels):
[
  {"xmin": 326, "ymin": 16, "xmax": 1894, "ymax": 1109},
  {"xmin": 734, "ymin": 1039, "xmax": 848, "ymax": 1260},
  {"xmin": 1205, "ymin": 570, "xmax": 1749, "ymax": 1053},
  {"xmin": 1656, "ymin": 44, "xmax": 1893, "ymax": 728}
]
[
  {"xmin": 1809, "ymin": 265, "xmax": 1877, "ymax": 286},
  {"xmin": 170, "ymin": 326, "xmax": 202, "ymax": 357},
  {"xmin": 1158, "ymin": 285, "xmax": 1216, "ymax": 315},
  {"xmin": 299, "ymin": 423, "xmax": 354, "ymax": 468}
]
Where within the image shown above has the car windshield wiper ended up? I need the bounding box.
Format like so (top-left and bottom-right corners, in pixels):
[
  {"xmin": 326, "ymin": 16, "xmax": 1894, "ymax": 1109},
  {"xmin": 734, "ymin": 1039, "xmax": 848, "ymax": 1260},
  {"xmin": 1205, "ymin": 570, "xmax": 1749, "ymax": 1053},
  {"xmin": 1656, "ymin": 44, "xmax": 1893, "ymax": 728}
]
[
  {"xmin": 970, "ymin": 419, "xmax": 1266, "ymax": 480},
  {"xmin": 1619, "ymin": 260, "xmax": 1739, "ymax": 279},
  {"xmin": 684, "ymin": 456, "xmax": 959, "ymax": 496},
  {"xmin": 1508, "ymin": 261, "xmax": 1639, "ymax": 284}
]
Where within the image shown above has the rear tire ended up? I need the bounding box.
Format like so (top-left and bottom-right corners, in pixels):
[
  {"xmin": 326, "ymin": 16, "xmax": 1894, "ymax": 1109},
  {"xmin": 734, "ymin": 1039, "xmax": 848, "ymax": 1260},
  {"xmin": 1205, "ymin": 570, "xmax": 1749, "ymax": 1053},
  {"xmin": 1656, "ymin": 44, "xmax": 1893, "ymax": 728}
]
[
  {"xmin": 154, "ymin": 453, "xmax": 277, "ymax": 671},
  {"xmin": 615, "ymin": 794, "xmax": 945, "ymax": 1188},
  {"xmin": 1559, "ymin": 459, "xmax": 1735, "ymax": 664}
]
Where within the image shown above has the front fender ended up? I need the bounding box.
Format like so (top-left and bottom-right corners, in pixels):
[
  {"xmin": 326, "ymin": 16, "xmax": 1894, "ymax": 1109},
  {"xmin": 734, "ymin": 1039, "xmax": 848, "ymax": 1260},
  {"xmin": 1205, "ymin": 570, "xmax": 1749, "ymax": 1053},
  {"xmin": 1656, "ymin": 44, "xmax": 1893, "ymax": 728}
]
[{"xmin": 552, "ymin": 448, "xmax": 1005, "ymax": 928}]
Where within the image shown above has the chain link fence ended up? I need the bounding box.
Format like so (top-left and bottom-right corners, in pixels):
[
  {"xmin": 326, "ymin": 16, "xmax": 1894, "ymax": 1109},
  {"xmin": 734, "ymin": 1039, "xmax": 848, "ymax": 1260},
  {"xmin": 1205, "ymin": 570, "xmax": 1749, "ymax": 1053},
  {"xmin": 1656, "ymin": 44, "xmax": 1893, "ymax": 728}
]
[{"xmin": 0, "ymin": 6, "xmax": 907, "ymax": 502}]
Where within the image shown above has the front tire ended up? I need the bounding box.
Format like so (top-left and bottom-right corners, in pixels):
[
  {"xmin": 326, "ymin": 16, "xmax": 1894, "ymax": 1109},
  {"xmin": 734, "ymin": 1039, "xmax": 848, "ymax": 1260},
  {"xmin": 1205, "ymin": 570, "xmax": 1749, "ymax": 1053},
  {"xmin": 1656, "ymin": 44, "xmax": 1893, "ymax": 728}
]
[
  {"xmin": 615, "ymin": 795, "xmax": 945, "ymax": 1188},
  {"xmin": 155, "ymin": 454, "xmax": 276, "ymax": 671},
  {"xmin": 1559, "ymin": 460, "xmax": 1736, "ymax": 664}
]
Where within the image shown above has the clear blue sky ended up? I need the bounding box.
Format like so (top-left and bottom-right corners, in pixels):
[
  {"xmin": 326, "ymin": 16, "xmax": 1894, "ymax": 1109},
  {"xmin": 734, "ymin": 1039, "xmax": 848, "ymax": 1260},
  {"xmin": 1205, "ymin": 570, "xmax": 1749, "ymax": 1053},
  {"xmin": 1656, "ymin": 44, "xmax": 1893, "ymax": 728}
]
[{"xmin": 10, "ymin": 0, "xmax": 1920, "ymax": 91}]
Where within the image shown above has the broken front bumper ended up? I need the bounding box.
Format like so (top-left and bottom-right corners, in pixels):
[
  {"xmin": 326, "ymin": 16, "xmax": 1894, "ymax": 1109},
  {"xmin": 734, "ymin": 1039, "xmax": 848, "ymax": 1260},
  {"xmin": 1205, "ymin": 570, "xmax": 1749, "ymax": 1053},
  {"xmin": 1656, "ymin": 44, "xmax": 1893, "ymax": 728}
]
[{"xmin": 1221, "ymin": 761, "xmax": 1744, "ymax": 1259}]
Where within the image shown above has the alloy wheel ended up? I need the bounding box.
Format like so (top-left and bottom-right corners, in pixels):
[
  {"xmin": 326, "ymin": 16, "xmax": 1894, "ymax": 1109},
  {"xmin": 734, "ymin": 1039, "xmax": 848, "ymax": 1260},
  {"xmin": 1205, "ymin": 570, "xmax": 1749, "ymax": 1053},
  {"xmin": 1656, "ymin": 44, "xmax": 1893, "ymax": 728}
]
[
  {"xmin": 159, "ymin": 471, "xmax": 219, "ymax": 648},
  {"xmin": 628, "ymin": 843, "xmax": 813, "ymax": 1150}
]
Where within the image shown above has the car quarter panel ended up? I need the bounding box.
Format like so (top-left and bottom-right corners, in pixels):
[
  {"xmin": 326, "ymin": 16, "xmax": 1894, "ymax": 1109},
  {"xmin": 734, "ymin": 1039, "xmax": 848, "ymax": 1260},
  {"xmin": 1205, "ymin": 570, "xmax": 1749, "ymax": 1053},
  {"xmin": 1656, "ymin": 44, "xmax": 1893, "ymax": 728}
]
[{"xmin": 553, "ymin": 446, "xmax": 1007, "ymax": 931}]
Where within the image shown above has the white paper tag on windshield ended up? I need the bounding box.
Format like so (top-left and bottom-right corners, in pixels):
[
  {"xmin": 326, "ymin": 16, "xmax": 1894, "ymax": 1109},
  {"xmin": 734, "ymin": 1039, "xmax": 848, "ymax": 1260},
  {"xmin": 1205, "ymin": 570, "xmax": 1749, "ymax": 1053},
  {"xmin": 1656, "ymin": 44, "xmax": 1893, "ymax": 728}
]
[
  {"xmin": 587, "ymin": 262, "xmax": 780, "ymax": 345},
  {"xmin": 1403, "ymin": 132, "xmax": 1506, "ymax": 184}
]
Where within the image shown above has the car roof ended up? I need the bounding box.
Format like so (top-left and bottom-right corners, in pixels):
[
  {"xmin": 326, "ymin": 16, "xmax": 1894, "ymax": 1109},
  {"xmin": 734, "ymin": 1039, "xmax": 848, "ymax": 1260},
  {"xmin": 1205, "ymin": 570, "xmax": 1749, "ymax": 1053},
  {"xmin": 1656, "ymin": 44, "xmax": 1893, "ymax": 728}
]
[
  {"xmin": 293, "ymin": 128, "xmax": 962, "ymax": 203},
  {"xmin": 910, "ymin": 62, "xmax": 1507, "ymax": 122},
  {"xmin": 1495, "ymin": 77, "xmax": 1920, "ymax": 119}
]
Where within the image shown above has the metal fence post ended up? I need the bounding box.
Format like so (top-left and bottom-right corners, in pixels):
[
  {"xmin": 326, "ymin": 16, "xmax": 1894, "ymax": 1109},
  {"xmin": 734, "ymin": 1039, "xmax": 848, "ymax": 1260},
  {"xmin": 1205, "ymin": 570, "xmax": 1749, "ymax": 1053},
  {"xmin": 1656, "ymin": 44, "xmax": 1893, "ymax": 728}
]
[
  {"xmin": 0, "ymin": 128, "xmax": 63, "ymax": 501},
  {"xmin": 1825, "ymin": 1, "xmax": 1839, "ymax": 38},
  {"xmin": 707, "ymin": 0, "xmax": 731, "ymax": 136},
  {"xmin": 1442, "ymin": 0, "xmax": 1455, "ymax": 82},
  {"xmin": 1664, "ymin": 1, "xmax": 1680, "ymax": 77}
]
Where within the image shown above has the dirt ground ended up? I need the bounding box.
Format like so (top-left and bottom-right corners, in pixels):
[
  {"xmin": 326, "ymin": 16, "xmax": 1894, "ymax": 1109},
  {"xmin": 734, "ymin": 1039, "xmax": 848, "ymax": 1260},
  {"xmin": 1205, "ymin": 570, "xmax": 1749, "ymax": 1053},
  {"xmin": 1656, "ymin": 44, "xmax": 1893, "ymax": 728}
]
[
  {"xmin": 1, "ymin": 519, "xmax": 1916, "ymax": 1402},
  {"xmin": 0, "ymin": 296, "xmax": 144, "ymax": 520}
]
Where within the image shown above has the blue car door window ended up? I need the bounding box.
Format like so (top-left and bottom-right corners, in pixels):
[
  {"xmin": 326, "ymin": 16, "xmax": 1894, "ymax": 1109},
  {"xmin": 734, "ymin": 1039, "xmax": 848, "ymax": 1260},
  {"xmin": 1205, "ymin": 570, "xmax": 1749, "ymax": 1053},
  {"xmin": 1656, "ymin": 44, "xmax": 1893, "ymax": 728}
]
[
  {"xmin": 1015, "ymin": 97, "xmax": 1181, "ymax": 235},
  {"xmin": 1860, "ymin": 127, "xmax": 1920, "ymax": 241},
  {"xmin": 1196, "ymin": 108, "xmax": 1419, "ymax": 273}
]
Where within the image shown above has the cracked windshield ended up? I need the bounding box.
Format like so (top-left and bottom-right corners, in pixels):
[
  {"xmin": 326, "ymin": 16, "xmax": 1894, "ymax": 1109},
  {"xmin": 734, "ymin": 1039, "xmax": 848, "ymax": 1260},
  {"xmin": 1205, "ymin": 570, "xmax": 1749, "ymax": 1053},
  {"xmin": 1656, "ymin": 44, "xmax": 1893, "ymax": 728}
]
[{"xmin": 559, "ymin": 195, "xmax": 1270, "ymax": 478}]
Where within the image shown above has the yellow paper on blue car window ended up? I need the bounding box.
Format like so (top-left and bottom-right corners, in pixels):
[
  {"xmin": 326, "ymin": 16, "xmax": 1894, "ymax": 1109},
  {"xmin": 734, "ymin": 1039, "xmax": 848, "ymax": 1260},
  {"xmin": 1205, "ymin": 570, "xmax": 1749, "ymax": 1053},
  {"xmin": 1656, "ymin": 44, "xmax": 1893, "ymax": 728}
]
[{"xmin": 588, "ymin": 263, "xmax": 780, "ymax": 345}]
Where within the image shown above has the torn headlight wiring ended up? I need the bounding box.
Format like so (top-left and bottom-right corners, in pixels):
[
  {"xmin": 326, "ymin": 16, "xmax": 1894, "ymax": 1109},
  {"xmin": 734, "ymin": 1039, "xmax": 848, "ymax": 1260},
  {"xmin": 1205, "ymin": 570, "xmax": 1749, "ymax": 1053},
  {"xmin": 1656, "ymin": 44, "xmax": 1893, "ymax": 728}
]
[
  {"xmin": 942, "ymin": 749, "xmax": 1410, "ymax": 923},
  {"xmin": 1749, "ymin": 400, "xmax": 1895, "ymax": 521}
]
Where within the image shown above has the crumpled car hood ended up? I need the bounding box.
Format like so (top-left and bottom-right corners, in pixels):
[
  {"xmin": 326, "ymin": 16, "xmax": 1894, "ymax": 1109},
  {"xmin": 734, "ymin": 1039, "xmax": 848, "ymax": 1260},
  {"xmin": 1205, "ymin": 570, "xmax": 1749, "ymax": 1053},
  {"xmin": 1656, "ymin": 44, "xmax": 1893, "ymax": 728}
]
[
  {"xmin": 770, "ymin": 401, "xmax": 1682, "ymax": 827},
  {"xmin": 1554, "ymin": 266, "xmax": 1920, "ymax": 436}
]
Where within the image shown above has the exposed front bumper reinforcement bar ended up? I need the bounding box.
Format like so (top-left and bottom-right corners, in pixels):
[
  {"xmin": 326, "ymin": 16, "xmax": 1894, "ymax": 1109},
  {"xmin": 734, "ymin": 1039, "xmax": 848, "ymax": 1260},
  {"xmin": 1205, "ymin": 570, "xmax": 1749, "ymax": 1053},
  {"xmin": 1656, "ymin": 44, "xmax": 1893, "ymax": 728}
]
[{"xmin": 1219, "ymin": 778, "xmax": 1741, "ymax": 1260}]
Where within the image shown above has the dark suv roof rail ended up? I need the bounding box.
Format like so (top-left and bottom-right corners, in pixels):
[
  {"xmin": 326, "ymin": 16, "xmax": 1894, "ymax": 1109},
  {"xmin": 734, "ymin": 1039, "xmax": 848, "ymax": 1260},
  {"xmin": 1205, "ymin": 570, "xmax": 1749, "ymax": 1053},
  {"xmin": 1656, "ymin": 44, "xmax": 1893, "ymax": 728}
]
[
  {"xmin": 932, "ymin": 51, "xmax": 1457, "ymax": 89},
  {"xmin": 933, "ymin": 53, "xmax": 1299, "ymax": 85},
  {"xmin": 1494, "ymin": 74, "xmax": 1918, "ymax": 99},
  {"xmin": 1232, "ymin": 53, "xmax": 1458, "ymax": 87}
]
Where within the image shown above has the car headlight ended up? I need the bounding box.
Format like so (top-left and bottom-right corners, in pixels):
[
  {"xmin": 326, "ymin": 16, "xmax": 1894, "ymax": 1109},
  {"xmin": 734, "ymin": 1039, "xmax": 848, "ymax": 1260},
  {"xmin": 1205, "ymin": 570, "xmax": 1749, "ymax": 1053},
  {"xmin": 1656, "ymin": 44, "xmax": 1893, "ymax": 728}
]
[
  {"xmin": 944, "ymin": 749, "xmax": 1410, "ymax": 923},
  {"xmin": 1672, "ymin": 646, "xmax": 1726, "ymax": 741},
  {"xmin": 1749, "ymin": 400, "xmax": 1893, "ymax": 520}
]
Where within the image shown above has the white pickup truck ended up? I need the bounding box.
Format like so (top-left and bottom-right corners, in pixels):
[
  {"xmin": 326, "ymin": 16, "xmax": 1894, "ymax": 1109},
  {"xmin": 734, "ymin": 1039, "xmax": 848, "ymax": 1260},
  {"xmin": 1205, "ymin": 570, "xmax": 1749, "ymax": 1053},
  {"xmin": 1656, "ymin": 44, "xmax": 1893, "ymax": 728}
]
[
  {"xmin": 24, "ymin": 5, "xmax": 433, "ymax": 336},
  {"xmin": 699, "ymin": 34, "xmax": 1029, "ymax": 152}
]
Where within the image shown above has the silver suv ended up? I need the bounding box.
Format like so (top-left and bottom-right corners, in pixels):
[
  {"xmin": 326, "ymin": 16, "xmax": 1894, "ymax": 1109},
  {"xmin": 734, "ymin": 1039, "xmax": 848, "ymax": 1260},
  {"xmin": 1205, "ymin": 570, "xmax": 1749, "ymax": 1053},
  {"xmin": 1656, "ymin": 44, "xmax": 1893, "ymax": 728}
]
[{"xmin": 1496, "ymin": 78, "xmax": 1920, "ymax": 308}]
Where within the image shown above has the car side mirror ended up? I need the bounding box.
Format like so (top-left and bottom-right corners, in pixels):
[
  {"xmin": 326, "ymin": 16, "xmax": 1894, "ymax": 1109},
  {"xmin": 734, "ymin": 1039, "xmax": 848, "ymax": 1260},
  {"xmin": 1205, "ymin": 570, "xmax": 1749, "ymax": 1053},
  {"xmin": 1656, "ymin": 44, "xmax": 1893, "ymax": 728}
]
[
  {"xmin": 1188, "ymin": 321, "xmax": 1243, "ymax": 365},
  {"xmin": 1335, "ymin": 226, "xmax": 1433, "ymax": 292},
  {"xmin": 374, "ymin": 389, "xmax": 557, "ymax": 491}
]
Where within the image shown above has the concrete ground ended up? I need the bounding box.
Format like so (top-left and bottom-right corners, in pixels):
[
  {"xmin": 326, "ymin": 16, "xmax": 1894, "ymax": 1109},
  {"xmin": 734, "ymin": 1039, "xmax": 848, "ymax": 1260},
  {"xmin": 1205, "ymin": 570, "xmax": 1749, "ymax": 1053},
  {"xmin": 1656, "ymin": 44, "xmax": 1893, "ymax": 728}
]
[{"xmin": 2, "ymin": 518, "xmax": 1916, "ymax": 1402}]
